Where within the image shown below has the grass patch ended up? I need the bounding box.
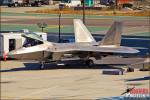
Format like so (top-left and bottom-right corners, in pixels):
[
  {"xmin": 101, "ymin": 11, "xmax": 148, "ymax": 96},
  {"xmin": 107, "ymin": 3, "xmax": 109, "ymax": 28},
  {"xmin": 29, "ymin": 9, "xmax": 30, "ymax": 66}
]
[
  {"xmin": 132, "ymin": 32, "xmax": 150, "ymax": 36},
  {"xmin": 1, "ymin": 24, "xmax": 108, "ymax": 33},
  {"xmin": 1, "ymin": 12, "xmax": 148, "ymax": 20}
]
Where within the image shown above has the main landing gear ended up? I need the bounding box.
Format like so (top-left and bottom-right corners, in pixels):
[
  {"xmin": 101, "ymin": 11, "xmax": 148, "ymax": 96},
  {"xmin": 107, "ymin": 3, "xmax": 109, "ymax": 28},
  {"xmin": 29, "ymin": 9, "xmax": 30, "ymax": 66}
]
[
  {"xmin": 85, "ymin": 59, "xmax": 94, "ymax": 67},
  {"xmin": 127, "ymin": 67, "xmax": 134, "ymax": 72}
]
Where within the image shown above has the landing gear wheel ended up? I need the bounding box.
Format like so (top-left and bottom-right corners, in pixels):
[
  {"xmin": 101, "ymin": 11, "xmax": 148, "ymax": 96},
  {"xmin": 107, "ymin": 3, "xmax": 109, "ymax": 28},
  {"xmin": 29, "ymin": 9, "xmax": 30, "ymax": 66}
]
[
  {"xmin": 37, "ymin": 2, "xmax": 41, "ymax": 7},
  {"xmin": 86, "ymin": 59, "xmax": 94, "ymax": 68},
  {"xmin": 8, "ymin": 4, "xmax": 12, "ymax": 7},
  {"xmin": 31, "ymin": 3, "xmax": 34, "ymax": 6},
  {"xmin": 14, "ymin": 3, "xmax": 18, "ymax": 7},
  {"xmin": 127, "ymin": 67, "xmax": 134, "ymax": 72},
  {"xmin": 65, "ymin": 64, "xmax": 70, "ymax": 67},
  {"xmin": 40, "ymin": 62, "xmax": 45, "ymax": 70}
]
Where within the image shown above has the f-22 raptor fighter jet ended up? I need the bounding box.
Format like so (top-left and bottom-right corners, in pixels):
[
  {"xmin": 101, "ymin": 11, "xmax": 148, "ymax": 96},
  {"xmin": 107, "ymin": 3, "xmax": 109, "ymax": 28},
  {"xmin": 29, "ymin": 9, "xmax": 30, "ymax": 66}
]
[{"xmin": 7, "ymin": 19, "xmax": 139, "ymax": 69}]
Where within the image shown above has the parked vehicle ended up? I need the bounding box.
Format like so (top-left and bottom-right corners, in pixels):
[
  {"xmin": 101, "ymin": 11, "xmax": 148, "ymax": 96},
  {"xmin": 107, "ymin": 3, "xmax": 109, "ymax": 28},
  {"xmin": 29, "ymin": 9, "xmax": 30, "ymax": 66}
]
[
  {"xmin": 3, "ymin": 0, "xmax": 49, "ymax": 7},
  {"xmin": 59, "ymin": 0, "xmax": 81, "ymax": 7}
]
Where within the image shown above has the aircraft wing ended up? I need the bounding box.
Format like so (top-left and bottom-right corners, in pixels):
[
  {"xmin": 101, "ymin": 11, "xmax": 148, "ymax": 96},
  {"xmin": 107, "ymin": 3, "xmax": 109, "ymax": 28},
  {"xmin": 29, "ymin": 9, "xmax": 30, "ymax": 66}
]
[{"xmin": 46, "ymin": 45, "xmax": 139, "ymax": 54}]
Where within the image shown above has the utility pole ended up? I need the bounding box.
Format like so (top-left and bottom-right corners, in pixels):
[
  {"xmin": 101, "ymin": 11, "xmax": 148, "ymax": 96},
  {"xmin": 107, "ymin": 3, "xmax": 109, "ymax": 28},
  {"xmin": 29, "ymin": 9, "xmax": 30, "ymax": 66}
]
[
  {"xmin": 82, "ymin": 0, "xmax": 85, "ymax": 24},
  {"xmin": 58, "ymin": 13, "xmax": 61, "ymax": 43},
  {"xmin": 115, "ymin": 0, "xmax": 118, "ymax": 9},
  {"xmin": 58, "ymin": 4, "xmax": 64, "ymax": 43}
]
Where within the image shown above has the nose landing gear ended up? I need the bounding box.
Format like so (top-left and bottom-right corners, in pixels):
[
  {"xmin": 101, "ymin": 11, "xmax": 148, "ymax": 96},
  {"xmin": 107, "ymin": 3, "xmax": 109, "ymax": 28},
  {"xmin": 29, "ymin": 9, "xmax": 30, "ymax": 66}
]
[{"xmin": 40, "ymin": 62, "xmax": 45, "ymax": 70}]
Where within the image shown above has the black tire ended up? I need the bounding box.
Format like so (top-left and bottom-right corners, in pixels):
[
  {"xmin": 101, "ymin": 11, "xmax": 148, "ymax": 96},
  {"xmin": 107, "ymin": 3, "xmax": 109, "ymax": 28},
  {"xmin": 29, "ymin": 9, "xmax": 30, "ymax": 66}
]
[
  {"xmin": 34, "ymin": 1, "xmax": 41, "ymax": 7},
  {"xmin": 8, "ymin": 4, "xmax": 12, "ymax": 7},
  {"xmin": 31, "ymin": 3, "xmax": 35, "ymax": 7},
  {"xmin": 86, "ymin": 59, "xmax": 94, "ymax": 67},
  {"xmin": 35, "ymin": 2, "xmax": 41, "ymax": 7},
  {"xmin": 14, "ymin": 3, "xmax": 18, "ymax": 7},
  {"xmin": 127, "ymin": 67, "xmax": 134, "ymax": 72},
  {"xmin": 40, "ymin": 63, "xmax": 44, "ymax": 70},
  {"xmin": 65, "ymin": 64, "xmax": 70, "ymax": 67},
  {"xmin": 37, "ymin": 2, "xmax": 41, "ymax": 7}
]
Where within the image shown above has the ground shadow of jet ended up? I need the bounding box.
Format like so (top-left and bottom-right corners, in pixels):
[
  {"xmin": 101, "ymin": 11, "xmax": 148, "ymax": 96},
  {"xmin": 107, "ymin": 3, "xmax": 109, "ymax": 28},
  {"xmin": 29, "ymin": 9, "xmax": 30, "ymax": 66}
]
[
  {"xmin": 1, "ymin": 63, "xmax": 55, "ymax": 72},
  {"xmin": 0, "ymin": 62, "xmax": 123, "ymax": 72}
]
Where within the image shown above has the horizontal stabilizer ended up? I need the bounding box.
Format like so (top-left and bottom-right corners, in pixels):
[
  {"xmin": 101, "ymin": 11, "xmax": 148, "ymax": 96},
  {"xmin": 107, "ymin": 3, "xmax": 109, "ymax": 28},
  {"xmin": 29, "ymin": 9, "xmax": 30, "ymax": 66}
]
[{"xmin": 74, "ymin": 19, "xmax": 96, "ymax": 43}]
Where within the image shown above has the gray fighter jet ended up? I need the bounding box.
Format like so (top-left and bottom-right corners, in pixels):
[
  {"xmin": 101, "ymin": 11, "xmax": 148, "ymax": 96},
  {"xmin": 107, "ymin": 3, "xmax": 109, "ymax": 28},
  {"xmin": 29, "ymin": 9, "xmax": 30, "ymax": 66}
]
[{"xmin": 7, "ymin": 19, "xmax": 139, "ymax": 69}]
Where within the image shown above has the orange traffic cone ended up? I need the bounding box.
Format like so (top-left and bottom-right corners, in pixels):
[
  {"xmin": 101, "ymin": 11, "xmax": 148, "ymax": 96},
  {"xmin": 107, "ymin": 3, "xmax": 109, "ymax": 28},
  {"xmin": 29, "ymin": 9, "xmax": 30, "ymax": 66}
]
[{"xmin": 3, "ymin": 50, "xmax": 6, "ymax": 61}]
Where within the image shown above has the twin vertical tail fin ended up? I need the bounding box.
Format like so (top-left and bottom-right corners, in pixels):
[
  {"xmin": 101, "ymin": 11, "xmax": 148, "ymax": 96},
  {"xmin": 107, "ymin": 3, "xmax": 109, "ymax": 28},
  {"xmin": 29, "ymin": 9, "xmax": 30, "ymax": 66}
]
[
  {"xmin": 100, "ymin": 21, "xmax": 122, "ymax": 47},
  {"xmin": 74, "ymin": 19, "xmax": 122, "ymax": 47},
  {"xmin": 74, "ymin": 19, "xmax": 96, "ymax": 43}
]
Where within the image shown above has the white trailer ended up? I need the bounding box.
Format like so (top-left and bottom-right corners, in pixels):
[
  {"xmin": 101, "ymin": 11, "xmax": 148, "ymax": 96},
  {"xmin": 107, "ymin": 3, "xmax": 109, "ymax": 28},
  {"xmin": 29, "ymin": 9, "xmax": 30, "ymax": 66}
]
[
  {"xmin": 60, "ymin": 0, "xmax": 81, "ymax": 7},
  {"xmin": 0, "ymin": 31, "xmax": 47, "ymax": 58}
]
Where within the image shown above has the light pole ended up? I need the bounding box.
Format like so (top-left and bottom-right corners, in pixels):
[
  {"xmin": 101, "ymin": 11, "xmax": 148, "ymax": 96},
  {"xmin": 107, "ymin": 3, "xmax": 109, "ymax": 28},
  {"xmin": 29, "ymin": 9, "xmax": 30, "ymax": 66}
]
[
  {"xmin": 58, "ymin": 12, "xmax": 61, "ymax": 43},
  {"xmin": 113, "ymin": 0, "xmax": 118, "ymax": 15},
  {"xmin": 58, "ymin": 4, "xmax": 64, "ymax": 43},
  {"xmin": 37, "ymin": 23, "xmax": 47, "ymax": 32},
  {"xmin": 82, "ymin": 0, "xmax": 85, "ymax": 24}
]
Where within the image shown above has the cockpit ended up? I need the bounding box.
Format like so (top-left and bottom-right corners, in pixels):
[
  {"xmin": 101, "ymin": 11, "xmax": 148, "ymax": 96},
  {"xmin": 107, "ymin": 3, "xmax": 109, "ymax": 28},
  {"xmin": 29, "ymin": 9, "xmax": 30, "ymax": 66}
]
[
  {"xmin": 23, "ymin": 38, "xmax": 43, "ymax": 47},
  {"xmin": 22, "ymin": 33, "xmax": 44, "ymax": 47}
]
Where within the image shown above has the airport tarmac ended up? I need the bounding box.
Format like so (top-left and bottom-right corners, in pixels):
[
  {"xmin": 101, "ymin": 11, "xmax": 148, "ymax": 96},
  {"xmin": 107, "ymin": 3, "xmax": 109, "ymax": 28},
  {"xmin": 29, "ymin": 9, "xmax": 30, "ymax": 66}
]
[{"xmin": 1, "ymin": 60, "xmax": 149, "ymax": 99}]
